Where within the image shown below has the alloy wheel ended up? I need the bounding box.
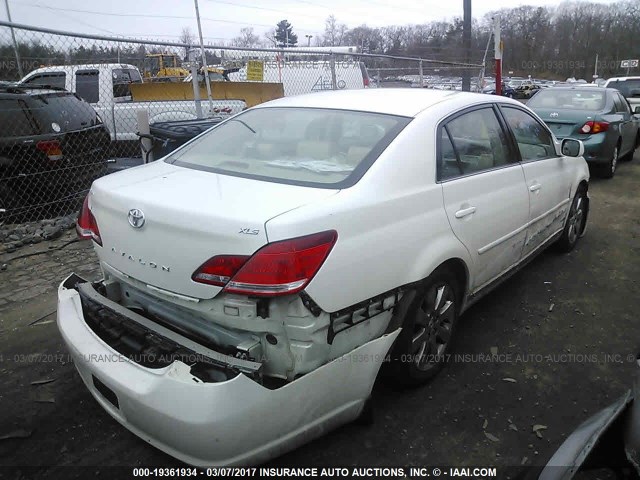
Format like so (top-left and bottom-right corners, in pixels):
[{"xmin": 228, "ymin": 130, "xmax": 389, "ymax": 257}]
[{"xmin": 411, "ymin": 282, "xmax": 456, "ymax": 372}]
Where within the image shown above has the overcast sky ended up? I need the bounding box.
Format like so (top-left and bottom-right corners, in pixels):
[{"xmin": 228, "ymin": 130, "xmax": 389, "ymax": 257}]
[{"xmin": 3, "ymin": 0, "xmax": 619, "ymax": 44}]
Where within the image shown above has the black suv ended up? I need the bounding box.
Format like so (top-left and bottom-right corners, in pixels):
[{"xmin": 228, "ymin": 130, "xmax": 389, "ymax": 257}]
[{"xmin": 0, "ymin": 85, "xmax": 111, "ymax": 223}]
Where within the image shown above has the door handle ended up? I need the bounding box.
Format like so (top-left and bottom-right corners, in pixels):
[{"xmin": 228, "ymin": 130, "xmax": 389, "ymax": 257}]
[
  {"xmin": 455, "ymin": 206, "xmax": 477, "ymax": 218},
  {"xmin": 529, "ymin": 183, "xmax": 542, "ymax": 192}
]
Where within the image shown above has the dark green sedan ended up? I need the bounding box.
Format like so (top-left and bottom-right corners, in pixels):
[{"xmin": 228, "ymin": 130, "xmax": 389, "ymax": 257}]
[{"xmin": 527, "ymin": 86, "xmax": 640, "ymax": 178}]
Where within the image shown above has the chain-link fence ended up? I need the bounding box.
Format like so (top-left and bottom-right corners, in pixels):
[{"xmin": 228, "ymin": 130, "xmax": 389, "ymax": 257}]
[{"xmin": 0, "ymin": 20, "xmax": 482, "ymax": 231}]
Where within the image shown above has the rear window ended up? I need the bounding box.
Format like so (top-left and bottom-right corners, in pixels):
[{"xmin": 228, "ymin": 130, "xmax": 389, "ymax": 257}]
[
  {"xmin": 113, "ymin": 68, "xmax": 142, "ymax": 100},
  {"xmin": 0, "ymin": 99, "xmax": 38, "ymax": 137},
  {"xmin": 167, "ymin": 107, "xmax": 410, "ymax": 188},
  {"xmin": 28, "ymin": 93, "xmax": 98, "ymax": 133},
  {"xmin": 528, "ymin": 89, "xmax": 606, "ymax": 110},
  {"xmin": 607, "ymin": 79, "xmax": 640, "ymax": 98}
]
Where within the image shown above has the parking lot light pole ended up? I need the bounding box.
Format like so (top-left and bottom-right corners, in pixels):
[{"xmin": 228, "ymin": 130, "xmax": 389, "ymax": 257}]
[{"xmin": 3, "ymin": 0, "xmax": 23, "ymax": 78}]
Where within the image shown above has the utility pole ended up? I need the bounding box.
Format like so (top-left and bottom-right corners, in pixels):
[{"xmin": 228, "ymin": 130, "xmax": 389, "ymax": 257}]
[
  {"xmin": 3, "ymin": 0, "xmax": 23, "ymax": 78},
  {"xmin": 494, "ymin": 16, "xmax": 502, "ymax": 96},
  {"xmin": 462, "ymin": 0, "xmax": 472, "ymax": 92},
  {"xmin": 305, "ymin": 34, "xmax": 313, "ymax": 46},
  {"xmin": 193, "ymin": 0, "xmax": 214, "ymax": 116}
]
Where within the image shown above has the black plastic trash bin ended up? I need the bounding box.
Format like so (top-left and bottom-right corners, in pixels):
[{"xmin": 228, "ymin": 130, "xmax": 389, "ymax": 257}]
[{"xmin": 149, "ymin": 118, "xmax": 224, "ymax": 159}]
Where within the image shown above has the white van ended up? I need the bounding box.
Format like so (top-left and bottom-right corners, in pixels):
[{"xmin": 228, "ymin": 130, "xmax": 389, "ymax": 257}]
[{"xmin": 228, "ymin": 57, "xmax": 374, "ymax": 97}]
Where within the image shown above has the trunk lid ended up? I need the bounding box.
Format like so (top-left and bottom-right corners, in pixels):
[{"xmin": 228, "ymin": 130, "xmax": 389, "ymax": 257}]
[
  {"xmin": 531, "ymin": 108, "xmax": 600, "ymax": 139},
  {"xmin": 90, "ymin": 161, "xmax": 338, "ymax": 299}
]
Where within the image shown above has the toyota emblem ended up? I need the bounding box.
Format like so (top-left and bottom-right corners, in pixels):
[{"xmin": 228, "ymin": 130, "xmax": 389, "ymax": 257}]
[
  {"xmin": 128, "ymin": 208, "xmax": 145, "ymax": 228},
  {"xmin": 550, "ymin": 112, "xmax": 559, "ymax": 118}
]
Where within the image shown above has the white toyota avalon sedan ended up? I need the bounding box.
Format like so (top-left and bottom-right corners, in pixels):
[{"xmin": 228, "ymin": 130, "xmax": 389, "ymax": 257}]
[{"xmin": 59, "ymin": 89, "xmax": 590, "ymax": 466}]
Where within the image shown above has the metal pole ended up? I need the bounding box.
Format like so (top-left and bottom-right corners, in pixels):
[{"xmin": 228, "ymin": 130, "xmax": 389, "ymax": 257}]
[
  {"xmin": 594, "ymin": 53, "xmax": 598, "ymax": 78},
  {"xmin": 3, "ymin": 0, "xmax": 23, "ymax": 79},
  {"xmin": 329, "ymin": 54, "xmax": 337, "ymax": 90},
  {"xmin": 462, "ymin": 0, "xmax": 472, "ymax": 92},
  {"xmin": 194, "ymin": 0, "xmax": 214, "ymax": 117},
  {"xmin": 419, "ymin": 59, "xmax": 424, "ymax": 88},
  {"xmin": 494, "ymin": 16, "xmax": 502, "ymax": 96},
  {"xmin": 189, "ymin": 48, "xmax": 203, "ymax": 118},
  {"xmin": 137, "ymin": 109, "xmax": 154, "ymax": 163}
]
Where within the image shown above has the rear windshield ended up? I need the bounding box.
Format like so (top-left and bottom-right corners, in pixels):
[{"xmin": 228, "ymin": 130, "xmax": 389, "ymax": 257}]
[
  {"xmin": 28, "ymin": 92, "xmax": 98, "ymax": 133},
  {"xmin": 167, "ymin": 107, "xmax": 410, "ymax": 188},
  {"xmin": 606, "ymin": 79, "xmax": 640, "ymax": 98},
  {"xmin": 528, "ymin": 89, "xmax": 606, "ymax": 110},
  {"xmin": 0, "ymin": 98, "xmax": 38, "ymax": 137}
]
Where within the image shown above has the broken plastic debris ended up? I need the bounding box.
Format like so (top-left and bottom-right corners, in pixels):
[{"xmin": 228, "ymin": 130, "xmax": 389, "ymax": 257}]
[
  {"xmin": 484, "ymin": 432, "xmax": 499, "ymax": 442},
  {"xmin": 31, "ymin": 378, "xmax": 56, "ymax": 386},
  {"xmin": 509, "ymin": 423, "xmax": 518, "ymax": 432},
  {"xmin": 0, "ymin": 429, "xmax": 32, "ymax": 440},
  {"xmin": 482, "ymin": 419, "xmax": 488, "ymax": 429},
  {"xmin": 532, "ymin": 424, "xmax": 548, "ymax": 439},
  {"xmin": 548, "ymin": 303, "xmax": 554, "ymax": 312},
  {"xmin": 502, "ymin": 377, "xmax": 517, "ymax": 383}
]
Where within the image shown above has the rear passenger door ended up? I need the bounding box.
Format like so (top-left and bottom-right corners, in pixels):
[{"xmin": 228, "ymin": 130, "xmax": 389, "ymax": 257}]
[
  {"xmin": 499, "ymin": 106, "xmax": 571, "ymax": 258},
  {"xmin": 614, "ymin": 92, "xmax": 636, "ymax": 156},
  {"xmin": 439, "ymin": 105, "xmax": 530, "ymax": 292}
]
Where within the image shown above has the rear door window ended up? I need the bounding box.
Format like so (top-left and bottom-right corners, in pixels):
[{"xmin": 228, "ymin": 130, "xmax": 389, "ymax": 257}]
[
  {"xmin": 75, "ymin": 70, "xmax": 99, "ymax": 103},
  {"xmin": 439, "ymin": 107, "xmax": 513, "ymax": 180},
  {"xmin": 22, "ymin": 72, "xmax": 66, "ymax": 89},
  {"xmin": 0, "ymin": 99, "xmax": 37, "ymax": 137}
]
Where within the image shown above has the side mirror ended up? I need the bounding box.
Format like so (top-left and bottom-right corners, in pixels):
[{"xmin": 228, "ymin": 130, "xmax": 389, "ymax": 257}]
[
  {"xmin": 634, "ymin": 106, "xmax": 640, "ymax": 114},
  {"xmin": 561, "ymin": 138, "xmax": 585, "ymax": 157}
]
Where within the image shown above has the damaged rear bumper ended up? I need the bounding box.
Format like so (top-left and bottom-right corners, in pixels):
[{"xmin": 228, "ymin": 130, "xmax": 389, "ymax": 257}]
[{"xmin": 57, "ymin": 273, "xmax": 400, "ymax": 466}]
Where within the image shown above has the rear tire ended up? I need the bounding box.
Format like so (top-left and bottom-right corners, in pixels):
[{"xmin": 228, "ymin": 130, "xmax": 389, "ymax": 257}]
[
  {"xmin": 599, "ymin": 143, "xmax": 619, "ymax": 179},
  {"xmin": 556, "ymin": 186, "xmax": 588, "ymax": 253},
  {"xmin": 385, "ymin": 268, "xmax": 460, "ymax": 388}
]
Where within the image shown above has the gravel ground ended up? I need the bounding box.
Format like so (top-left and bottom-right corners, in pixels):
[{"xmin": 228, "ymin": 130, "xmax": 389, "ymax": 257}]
[{"xmin": 1, "ymin": 154, "xmax": 639, "ymax": 478}]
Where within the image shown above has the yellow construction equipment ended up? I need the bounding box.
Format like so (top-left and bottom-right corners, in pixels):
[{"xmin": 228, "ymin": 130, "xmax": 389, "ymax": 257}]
[{"xmin": 143, "ymin": 54, "xmax": 189, "ymax": 82}]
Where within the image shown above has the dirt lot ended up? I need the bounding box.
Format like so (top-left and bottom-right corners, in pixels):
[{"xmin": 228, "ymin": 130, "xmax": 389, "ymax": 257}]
[{"xmin": 1, "ymin": 155, "xmax": 639, "ymax": 476}]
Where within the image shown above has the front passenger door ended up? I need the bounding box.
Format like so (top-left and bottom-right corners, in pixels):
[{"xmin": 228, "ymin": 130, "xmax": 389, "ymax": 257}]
[
  {"xmin": 500, "ymin": 106, "xmax": 571, "ymax": 258},
  {"xmin": 440, "ymin": 106, "xmax": 530, "ymax": 292}
]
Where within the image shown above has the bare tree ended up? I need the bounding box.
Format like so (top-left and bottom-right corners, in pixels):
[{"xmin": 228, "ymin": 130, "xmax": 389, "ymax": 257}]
[
  {"xmin": 179, "ymin": 27, "xmax": 195, "ymax": 59},
  {"xmin": 323, "ymin": 15, "xmax": 347, "ymax": 46},
  {"xmin": 231, "ymin": 27, "xmax": 260, "ymax": 48}
]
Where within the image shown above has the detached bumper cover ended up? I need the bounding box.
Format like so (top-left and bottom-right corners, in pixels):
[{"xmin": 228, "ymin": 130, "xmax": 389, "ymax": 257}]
[{"xmin": 57, "ymin": 274, "xmax": 400, "ymax": 466}]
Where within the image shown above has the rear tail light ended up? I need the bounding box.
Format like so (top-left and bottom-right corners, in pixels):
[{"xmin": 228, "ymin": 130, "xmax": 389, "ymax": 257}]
[
  {"xmin": 580, "ymin": 121, "xmax": 609, "ymax": 134},
  {"xmin": 192, "ymin": 230, "xmax": 338, "ymax": 296},
  {"xmin": 76, "ymin": 195, "xmax": 102, "ymax": 246},
  {"xmin": 36, "ymin": 140, "xmax": 63, "ymax": 161}
]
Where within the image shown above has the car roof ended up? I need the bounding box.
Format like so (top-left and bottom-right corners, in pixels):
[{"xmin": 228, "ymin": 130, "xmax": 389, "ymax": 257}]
[
  {"xmin": 253, "ymin": 88, "xmax": 492, "ymax": 117},
  {"xmin": 605, "ymin": 76, "xmax": 640, "ymax": 82},
  {"xmin": 0, "ymin": 84, "xmax": 71, "ymax": 96},
  {"xmin": 23, "ymin": 63, "xmax": 138, "ymax": 76}
]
